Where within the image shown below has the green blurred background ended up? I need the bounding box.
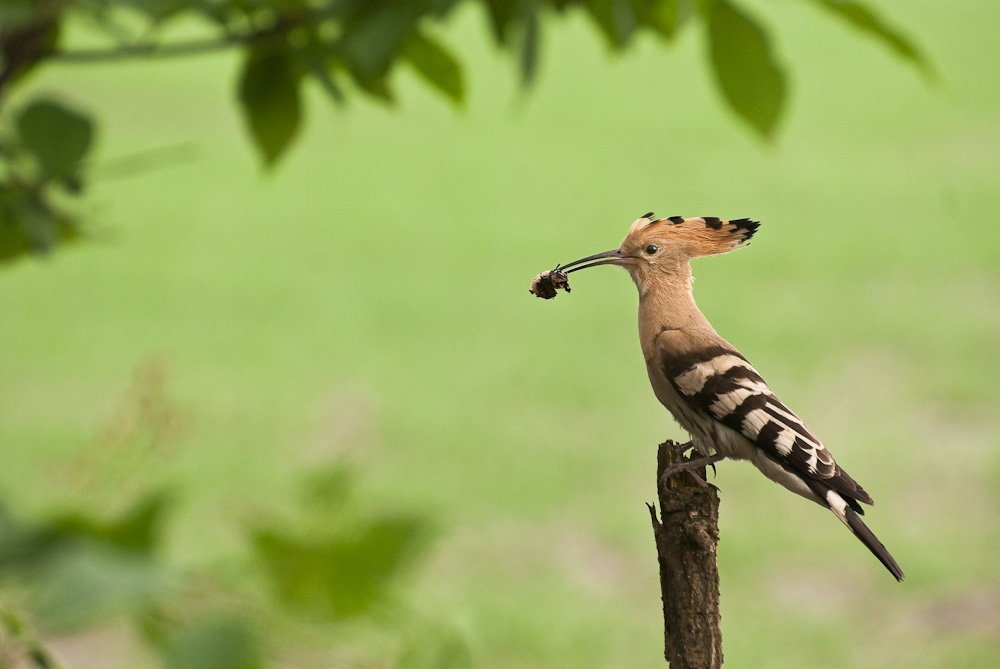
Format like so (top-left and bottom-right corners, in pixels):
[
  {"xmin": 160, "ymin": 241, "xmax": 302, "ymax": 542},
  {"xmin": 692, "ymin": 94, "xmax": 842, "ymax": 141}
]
[{"xmin": 2, "ymin": 0, "xmax": 1000, "ymax": 666}]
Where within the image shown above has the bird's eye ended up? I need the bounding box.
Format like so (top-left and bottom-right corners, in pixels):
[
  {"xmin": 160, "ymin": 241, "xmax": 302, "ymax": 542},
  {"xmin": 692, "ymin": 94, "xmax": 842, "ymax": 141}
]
[{"xmin": 645, "ymin": 245, "xmax": 658, "ymax": 255}]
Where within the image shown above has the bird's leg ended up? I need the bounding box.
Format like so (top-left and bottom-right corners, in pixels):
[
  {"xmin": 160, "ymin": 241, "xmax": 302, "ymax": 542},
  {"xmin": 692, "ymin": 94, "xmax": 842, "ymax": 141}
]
[
  {"xmin": 668, "ymin": 440, "xmax": 714, "ymax": 477},
  {"xmin": 660, "ymin": 453, "xmax": 724, "ymax": 489}
]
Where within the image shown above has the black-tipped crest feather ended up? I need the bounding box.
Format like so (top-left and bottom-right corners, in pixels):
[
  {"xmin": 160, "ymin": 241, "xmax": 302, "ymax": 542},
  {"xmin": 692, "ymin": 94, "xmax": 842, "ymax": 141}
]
[{"xmin": 730, "ymin": 218, "xmax": 760, "ymax": 242}]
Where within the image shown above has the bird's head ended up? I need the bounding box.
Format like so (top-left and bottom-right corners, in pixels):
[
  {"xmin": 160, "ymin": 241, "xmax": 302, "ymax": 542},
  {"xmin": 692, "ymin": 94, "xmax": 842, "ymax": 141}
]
[{"xmin": 558, "ymin": 212, "xmax": 760, "ymax": 293}]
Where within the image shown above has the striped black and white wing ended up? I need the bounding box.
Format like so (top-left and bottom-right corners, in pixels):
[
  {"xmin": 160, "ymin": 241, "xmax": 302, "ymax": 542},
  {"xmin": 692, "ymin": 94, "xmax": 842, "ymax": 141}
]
[{"xmin": 665, "ymin": 346, "xmax": 873, "ymax": 510}]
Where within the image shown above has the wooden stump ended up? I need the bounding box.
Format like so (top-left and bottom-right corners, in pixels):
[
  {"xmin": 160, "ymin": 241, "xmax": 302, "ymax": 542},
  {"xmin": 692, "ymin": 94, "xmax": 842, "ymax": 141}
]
[{"xmin": 648, "ymin": 440, "xmax": 723, "ymax": 668}]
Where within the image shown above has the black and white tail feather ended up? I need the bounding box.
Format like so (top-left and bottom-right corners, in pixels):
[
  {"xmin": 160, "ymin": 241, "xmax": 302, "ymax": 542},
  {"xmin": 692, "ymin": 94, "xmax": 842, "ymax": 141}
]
[{"xmin": 666, "ymin": 345, "xmax": 905, "ymax": 581}]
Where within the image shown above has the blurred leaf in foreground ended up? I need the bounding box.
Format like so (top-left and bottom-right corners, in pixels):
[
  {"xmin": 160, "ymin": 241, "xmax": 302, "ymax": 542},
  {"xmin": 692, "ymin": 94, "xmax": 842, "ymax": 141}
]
[
  {"xmin": 0, "ymin": 186, "xmax": 82, "ymax": 261},
  {"xmin": 808, "ymin": 0, "xmax": 936, "ymax": 80},
  {"xmin": 49, "ymin": 491, "xmax": 169, "ymax": 554},
  {"xmin": 0, "ymin": 96, "xmax": 91, "ymax": 263},
  {"xmin": 30, "ymin": 541, "xmax": 167, "ymax": 631},
  {"xmin": 164, "ymin": 615, "xmax": 264, "ymax": 669},
  {"xmin": 0, "ymin": 493, "xmax": 170, "ymax": 631},
  {"xmin": 253, "ymin": 514, "xmax": 431, "ymax": 620},
  {"xmin": 237, "ymin": 40, "xmax": 302, "ymax": 168},
  {"xmin": 703, "ymin": 0, "xmax": 787, "ymax": 138},
  {"xmin": 0, "ymin": 492, "xmax": 167, "ymax": 570},
  {"xmin": 16, "ymin": 98, "xmax": 93, "ymax": 181},
  {"xmin": 0, "ymin": 0, "xmax": 935, "ymax": 265},
  {"xmin": 402, "ymin": 30, "xmax": 464, "ymax": 104}
]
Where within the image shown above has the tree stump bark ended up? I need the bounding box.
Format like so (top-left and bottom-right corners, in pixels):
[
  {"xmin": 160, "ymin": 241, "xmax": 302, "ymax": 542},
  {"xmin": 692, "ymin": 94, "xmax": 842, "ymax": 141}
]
[{"xmin": 648, "ymin": 440, "xmax": 723, "ymax": 668}]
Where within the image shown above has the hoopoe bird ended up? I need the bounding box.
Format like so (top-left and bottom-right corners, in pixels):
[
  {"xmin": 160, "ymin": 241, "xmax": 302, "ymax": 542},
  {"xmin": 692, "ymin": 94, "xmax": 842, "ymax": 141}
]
[{"xmin": 553, "ymin": 212, "xmax": 904, "ymax": 581}]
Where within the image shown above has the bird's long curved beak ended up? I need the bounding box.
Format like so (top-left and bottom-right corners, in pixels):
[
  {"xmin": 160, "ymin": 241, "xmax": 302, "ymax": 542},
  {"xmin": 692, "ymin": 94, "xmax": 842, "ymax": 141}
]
[{"xmin": 558, "ymin": 249, "xmax": 629, "ymax": 273}]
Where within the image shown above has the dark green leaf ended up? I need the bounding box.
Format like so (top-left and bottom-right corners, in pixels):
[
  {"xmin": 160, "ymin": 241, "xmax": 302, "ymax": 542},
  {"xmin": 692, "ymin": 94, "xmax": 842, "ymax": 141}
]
[
  {"xmin": 402, "ymin": 30, "xmax": 464, "ymax": 104},
  {"xmin": 479, "ymin": 1, "xmax": 541, "ymax": 83},
  {"xmin": 809, "ymin": 0, "xmax": 935, "ymax": 79},
  {"xmin": 165, "ymin": 616, "xmax": 263, "ymax": 669},
  {"xmin": 585, "ymin": 0, "xmax": 638, "ymax": 48},
  {"xmin": 703, "ymin": 0, "xmax": 786, "ymax": 138},
  {"xmin": 636, "ymin": 0, "xmax": 681, "ymax": 39},
  {"xmin": 253, "ymin": 515, "xmax": 429, "ymax": 620},
  {"xmin": 51, "ymin": 491, "xmax": 168, "ymax": 553},
  {"xmin": 340, "ymin": 6, "xmax": 421, "ymax": 84},
  {"xmin": 484, "ymin": 0, "xmax": 521, "ymax": 44},
  {"xmin": 31, "ymin": 544, "xmax": 166, "ymax": 631},
  {"xmin": 0, "ymin": 185, "xmax": 82, "ymax": 264},
  {"xmin": 336, "ymin": 3, "xmax": 422, "ymax": 104},
  {"xmin": 352, "ymin": 73, "xmax": 396, "ymax": 103},
  {"xmin": 237, "ymin": 41, "xmax": 302, "ymax": 167},
  {"xmin": 0, "ymin": 493, "xmax": 166, "ymax": 570},
  {"xmin": 16, "ymin": 99, "xmax": 94, "ymax": 180},
  {"xmin": 0, "ymin": 188, "xmax": 38, "ymax": 263},
  {"xmin": 295, "ymin": 39, "xmax": 346, "ymax": 105},
  {"xmin": 0, "ymin": 496, "xmax": 169, "ymax": 640}
]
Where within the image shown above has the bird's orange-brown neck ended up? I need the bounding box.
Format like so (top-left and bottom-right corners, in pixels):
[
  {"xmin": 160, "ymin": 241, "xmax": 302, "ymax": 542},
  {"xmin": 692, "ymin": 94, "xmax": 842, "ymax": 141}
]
[{"xmin": 633, "ymin": 261, "xmax": 717, "ymax": 358}]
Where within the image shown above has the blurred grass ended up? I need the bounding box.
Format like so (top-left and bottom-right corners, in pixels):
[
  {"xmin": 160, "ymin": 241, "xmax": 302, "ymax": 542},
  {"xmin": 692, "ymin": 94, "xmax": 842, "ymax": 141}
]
[{"xmin": 2, "ymin": 0, "xmax": 999, "ymax": 666}]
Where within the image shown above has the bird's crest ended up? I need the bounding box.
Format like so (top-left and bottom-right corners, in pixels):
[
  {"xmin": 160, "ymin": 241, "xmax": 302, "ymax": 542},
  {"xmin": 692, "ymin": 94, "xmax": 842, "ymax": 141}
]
[{"xmin": 626, "ymin": 213, "xmax": 760, "ymax": 258}]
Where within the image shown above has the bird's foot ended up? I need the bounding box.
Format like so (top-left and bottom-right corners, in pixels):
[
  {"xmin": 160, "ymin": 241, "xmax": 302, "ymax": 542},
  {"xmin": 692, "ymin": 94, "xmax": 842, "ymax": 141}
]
[
  {"xmin": 671, "ymin": 441, "xmax": 696, "ymax": 459},
  {"xmin": 659, "ymin": 454, "xmax": 723, "ymax": 489}
]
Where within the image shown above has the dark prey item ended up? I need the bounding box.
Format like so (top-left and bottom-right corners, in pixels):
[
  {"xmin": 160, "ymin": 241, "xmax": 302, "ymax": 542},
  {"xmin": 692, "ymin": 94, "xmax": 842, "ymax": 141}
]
[{"xmin": 529, "ymin": 269, "xmax": 571, "ymax": 299}]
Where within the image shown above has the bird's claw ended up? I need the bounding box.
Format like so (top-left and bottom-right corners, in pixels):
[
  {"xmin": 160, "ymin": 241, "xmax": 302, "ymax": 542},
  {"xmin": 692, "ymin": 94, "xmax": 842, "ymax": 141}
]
[{"xmin": 659, "ymin": 454, "xmax": 723, "ymax": 489}]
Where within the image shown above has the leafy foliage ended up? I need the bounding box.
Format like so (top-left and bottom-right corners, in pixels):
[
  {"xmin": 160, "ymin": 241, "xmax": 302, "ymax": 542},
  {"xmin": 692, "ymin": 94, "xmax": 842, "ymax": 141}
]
[
  {"xmin": 238, "ymin": 40, "xmax": 303, "ymax": 168},
  {"xmin": 16, "ymin": 99, "xmax": 93, "ymax": 181},
  {"xmin": 0, "ymin": 493, "xmax": 169, "ymax": 631},
  {"xmin": 0, "ymin": 97, "xmax": 90, "ymax": 261},
  {"xmin": 0, "ymin": 0, "xmax": 931, "ymax": 261},
  {"xmin": 0, "ymin": 456, "xmax": 446, "ymax": 667},
  {"xmin": 254, "ymin": 515, "xmax": 430, "ymax": 620},
  {"xmin": 164, "ymin": 616, "xmax": 264, "ymax": 669},
  {"xmin": 702, "ymin": 0, "xmax": 786, "ymax": 138},
  {"xmin": 808, "ymin": 0, "xmax": 937, "ymax": 80},
  {"xmin": 402, "ymin": 31, "xmax": 465, "ymax": 104}
]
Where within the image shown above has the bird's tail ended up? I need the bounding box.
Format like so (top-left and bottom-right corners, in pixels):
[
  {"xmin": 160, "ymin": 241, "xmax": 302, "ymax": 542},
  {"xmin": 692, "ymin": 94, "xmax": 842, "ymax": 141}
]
[
  {"xmin": 843, "ymin": 506, "xmax": 904, "ymax": 581},
  {"xmin": 826, "ymin": 489, "xmax": 904, "ymax": 581}
]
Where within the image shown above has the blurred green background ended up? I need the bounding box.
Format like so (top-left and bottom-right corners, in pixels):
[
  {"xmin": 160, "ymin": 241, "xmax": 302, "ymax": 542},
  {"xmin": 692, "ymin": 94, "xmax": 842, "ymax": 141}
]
[{"xmin": 2, "ymin": 0, "xmax": 1000, "ymax": 666}]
